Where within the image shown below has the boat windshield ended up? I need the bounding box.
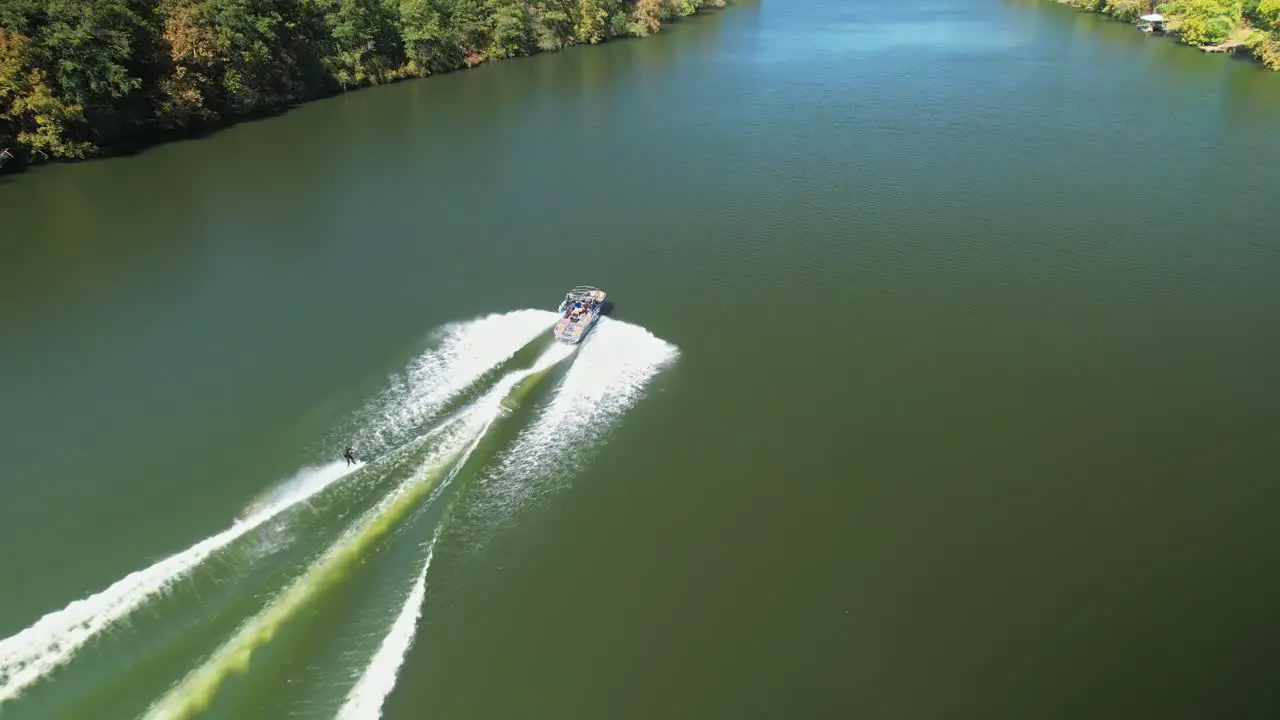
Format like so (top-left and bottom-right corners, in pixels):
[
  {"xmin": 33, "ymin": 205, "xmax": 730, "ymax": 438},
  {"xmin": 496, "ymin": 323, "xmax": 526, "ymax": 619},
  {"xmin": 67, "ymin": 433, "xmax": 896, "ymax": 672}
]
[{"xmin": 564, "ymin": 286, "xmax": 601, "ymax": 305}]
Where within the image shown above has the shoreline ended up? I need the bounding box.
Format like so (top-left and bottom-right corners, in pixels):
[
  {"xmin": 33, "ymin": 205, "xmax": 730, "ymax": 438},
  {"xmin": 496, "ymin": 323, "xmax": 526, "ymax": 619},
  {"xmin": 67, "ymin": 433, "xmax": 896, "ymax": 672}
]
[
  {"xmin": 1049, "ymin": 0, "xmax": 1280, "ymax": 70},
  {"xmin": 0, "ymin": 0, "xmax": 728, "ymax": 174}
]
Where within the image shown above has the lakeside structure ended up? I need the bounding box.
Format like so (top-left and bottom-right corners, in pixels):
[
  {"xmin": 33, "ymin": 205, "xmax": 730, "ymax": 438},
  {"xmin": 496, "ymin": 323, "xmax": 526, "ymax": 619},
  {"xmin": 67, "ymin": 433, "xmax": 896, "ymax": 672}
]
[
  {"xmin": 1137, "ymin": 12, "xmax": 1167, "ymax": 32},
  {"xmin": 1050, "ymin": 0, "xmax": 1280, "ymax": 69}
]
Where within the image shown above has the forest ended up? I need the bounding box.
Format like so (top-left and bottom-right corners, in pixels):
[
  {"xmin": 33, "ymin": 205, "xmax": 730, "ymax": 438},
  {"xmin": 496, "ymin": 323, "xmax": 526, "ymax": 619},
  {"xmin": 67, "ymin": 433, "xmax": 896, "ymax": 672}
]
[
  {"xmin": 0, "ymin": 0, "xmax": 726, "ymax": 166},
  {"xmin": 1058, "ymin": 0, "xmax": 1280, "ymax": 65}
]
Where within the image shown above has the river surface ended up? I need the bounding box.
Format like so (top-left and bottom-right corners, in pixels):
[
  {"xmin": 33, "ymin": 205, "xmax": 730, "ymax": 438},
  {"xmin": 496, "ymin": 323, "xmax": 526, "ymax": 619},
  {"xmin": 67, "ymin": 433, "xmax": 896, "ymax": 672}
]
[{"xmin": 3, "ymin": 0, "xmax": 1280, "ymax": 718}]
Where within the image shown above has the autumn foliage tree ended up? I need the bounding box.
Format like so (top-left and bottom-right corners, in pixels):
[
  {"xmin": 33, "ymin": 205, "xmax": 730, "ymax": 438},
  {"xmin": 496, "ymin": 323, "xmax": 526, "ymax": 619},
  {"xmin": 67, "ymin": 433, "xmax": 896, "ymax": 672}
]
[
  {"xmin": 0, "ymin": 30, "xmax": 93, "ymax": 157},
  {"xmin": 0, "ymin": 0, "xmax": 726, "ymax": 166}
]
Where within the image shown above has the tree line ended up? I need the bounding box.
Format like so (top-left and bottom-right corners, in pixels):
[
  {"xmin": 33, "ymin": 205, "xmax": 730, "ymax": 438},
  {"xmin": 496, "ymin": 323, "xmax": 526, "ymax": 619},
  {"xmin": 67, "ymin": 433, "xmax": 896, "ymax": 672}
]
[
  {"xmin": 1060, "ymin": 0, "xmax": 1280, "ymax": 64},
  {"xmin": 0, "ymin": 0, "xmax": 726, "ymax": 166}
]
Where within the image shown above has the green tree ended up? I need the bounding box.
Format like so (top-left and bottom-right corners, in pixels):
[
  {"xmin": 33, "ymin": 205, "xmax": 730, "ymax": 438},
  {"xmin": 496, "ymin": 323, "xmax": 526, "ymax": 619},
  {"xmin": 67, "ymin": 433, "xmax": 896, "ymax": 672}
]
[
  {"xmin": 397, "ymin": 0, "xmax": 468, "ymax": 72},
  {"xmin": 1255, "ymin": 0, "xmax": 1280, "ymax": 27},
  {"xmin": 486, "ymin": 0, "xmax": 531, "ymax": 57},
  {"xmin": 1156, "ymin": 0, "xmax": 1243, "ymax": 44},
  {"xmin": 1101, "ymin": 0, "xmax": 1147, "ymax": 21},
  {"xmin": 34, "ymin": 0, "xmax": 155, "ymax": 144},
  {"xmin": 576, "ymin": 0, "xmax": 608, "ymax": 43},
  {"xmin": 530, "ymin": 0, "xmax": 572, "ymax": 50},
  {"xmin": 0, "ymin": 30, "xmax": 93, "ymax": 158},
  {"xmin": 317, "ymin": 0, "xmax": 403, "ymax": 86},
  {"xmin": 669, "ymin": 0, "xmax": 698, "ymax": 17}
]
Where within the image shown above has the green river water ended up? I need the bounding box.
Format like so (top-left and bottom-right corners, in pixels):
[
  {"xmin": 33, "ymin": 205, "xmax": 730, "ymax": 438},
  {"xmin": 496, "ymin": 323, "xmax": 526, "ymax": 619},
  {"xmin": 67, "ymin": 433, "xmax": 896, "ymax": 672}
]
[{"xmin": 2, "ymin": 1, "xmax": 1279, "ymax": 718}]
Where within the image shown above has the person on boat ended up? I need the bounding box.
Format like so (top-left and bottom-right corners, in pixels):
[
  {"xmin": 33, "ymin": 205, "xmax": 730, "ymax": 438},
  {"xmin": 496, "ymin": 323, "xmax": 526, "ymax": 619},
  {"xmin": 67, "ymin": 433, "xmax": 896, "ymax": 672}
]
[{"xmin": 343, "ymin": 446, "xmax": 357, "ymax": 466}]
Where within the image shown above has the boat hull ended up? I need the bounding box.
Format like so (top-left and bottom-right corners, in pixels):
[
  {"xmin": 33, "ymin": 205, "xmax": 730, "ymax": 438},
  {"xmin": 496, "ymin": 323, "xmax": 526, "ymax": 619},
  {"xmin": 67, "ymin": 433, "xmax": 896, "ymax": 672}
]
[
  {"xmin": 553, "ymin": 288, "xmax": 606, "ymax": 344},
  {"xmin": 552, "ymin": 315, "xmax": 599, "ymax": 344}
]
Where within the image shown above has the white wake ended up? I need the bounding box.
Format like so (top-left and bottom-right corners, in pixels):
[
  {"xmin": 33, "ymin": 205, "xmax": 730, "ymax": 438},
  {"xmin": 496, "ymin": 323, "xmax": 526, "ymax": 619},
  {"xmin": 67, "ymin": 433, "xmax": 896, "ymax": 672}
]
[
  {"xmin": 355, "ymin": 310, "xmax": 557, "ymax": 451},
  {"xmin": 334, "ymin": 317, "xmax": 678, "ymax": 720},
  {"xmin": 141, "ymin": 342, "xmax": 576, "ymax": 720},
  {"xmin": 0, "ymin": 310, "xmax": 555, "ymax": 706},
  {"xmin": 478, "ymin": 317, "xmax": 679, "ymax": 520},
  {"xmin": 335, "ymin": 530, "xmax": 440, "ymax": 720}
]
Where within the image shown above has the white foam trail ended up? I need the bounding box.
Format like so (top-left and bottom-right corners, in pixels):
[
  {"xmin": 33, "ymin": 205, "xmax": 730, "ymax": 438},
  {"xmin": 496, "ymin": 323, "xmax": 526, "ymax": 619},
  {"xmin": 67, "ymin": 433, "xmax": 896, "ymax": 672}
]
[
  {"xmin": 357, "ymin": 310, "xmax": 557, "ymax": 450},
  {"xmin": 335, "ymin": 530, "xmax": 440, "ymax": 720},
  {"xmin": 343, "ymin": 342, "xmax": 576, "ymax": 539},
  {"xmin": 327, "ymin": 346, "xmax": 575, "ymax": 719},
  {"xmin": 0, "ymin": 310, "xmax": 555, "ymax": 706},
  {"xmin": 333, "ymin": 321, "xmax": 676, "ymax": 720},
  {"xmin": 0, "ymin": 461, "xmax": 358, "ymax": 705},
  {"xmin": 238, "ymin": 460, "xmax": 366, "ymax": 520},
  {"xmin": 477, "ymin": 317, "xmax": 678, "ymax": 518},
  {"xmin": 141, "ymin": 344, "xmax": 575, "ymax": 720}
]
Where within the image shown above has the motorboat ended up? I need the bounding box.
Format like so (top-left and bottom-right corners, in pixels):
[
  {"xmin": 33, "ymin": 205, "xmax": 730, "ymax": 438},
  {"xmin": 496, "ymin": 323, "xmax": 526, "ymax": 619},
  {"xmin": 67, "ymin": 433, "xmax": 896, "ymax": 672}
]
[{"xmin": 553, "ymin": 286, "xmax": 606, "ymax": 344}]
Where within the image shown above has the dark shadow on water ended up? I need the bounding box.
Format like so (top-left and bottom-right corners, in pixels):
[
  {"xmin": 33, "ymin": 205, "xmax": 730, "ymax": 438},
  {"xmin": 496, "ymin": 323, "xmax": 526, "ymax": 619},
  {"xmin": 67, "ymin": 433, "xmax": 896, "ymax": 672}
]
[
  {"xmin": 8, "ymin": 69, "xmax": 452, "ymax": 169},
  {"xmin": 97, "ymin": 101, "xmax": 307, "ymax": 160},
  {"xmin": 1225, "ymin": 50, "xmax": 1268, "ymax": 67},
  {"xmin": 0, "ymin": 157, "xmax": 30, "ymax": 182},
  {"xmin": 0, "ymin": 100, "xmax": 305, "ymax": 176},
  {"xmin": 600, "ymin": 300, "xmax": 616, "ymax": 317}
]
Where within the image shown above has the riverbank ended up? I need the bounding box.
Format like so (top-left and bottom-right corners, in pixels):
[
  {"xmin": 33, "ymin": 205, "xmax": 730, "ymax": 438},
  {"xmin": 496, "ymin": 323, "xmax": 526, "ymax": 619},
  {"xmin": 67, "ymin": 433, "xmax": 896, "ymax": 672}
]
[
  {"xmin": 1050, "ymin": 0, "xmax": 1280, "ymax": 69},
  {"xmin": 0, "ymin": 0, "xmax": 727, "ymax": 172}
]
